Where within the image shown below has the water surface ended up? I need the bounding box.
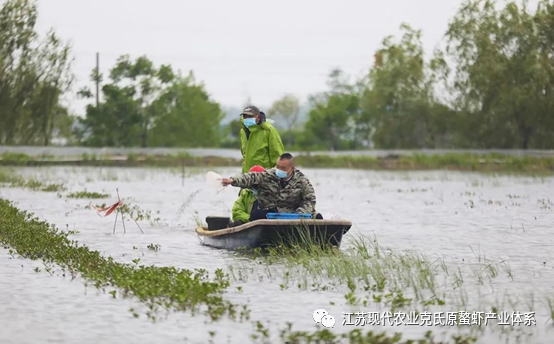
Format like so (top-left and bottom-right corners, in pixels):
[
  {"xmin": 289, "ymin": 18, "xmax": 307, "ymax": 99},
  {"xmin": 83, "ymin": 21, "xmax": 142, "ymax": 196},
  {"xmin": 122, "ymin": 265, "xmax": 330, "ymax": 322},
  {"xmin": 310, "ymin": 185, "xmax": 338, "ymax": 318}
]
[{"xmin": 1, "ymin": 166, "xmax": 553, "ymax": 343}]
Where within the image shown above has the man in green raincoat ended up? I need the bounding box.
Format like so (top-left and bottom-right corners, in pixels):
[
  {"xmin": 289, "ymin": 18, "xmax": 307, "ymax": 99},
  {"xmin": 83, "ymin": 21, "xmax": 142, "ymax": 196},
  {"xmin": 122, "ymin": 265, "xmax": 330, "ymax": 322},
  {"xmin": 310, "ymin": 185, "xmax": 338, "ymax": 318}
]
[
  {"xmin": 239, "ymin": 105, "xmax": 285, "ymax": 173},
  {"xmin": 230, "ymin": 165, "xmax": 265, "ymax": 226}
]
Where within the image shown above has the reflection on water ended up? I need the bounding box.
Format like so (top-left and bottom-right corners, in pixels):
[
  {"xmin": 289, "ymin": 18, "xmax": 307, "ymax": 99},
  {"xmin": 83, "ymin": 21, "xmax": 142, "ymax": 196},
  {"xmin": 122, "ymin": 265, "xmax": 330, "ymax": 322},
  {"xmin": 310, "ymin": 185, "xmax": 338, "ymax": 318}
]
[{"xmin": 1, "ymin": 166, "xmax": 553, "ymax": 343}]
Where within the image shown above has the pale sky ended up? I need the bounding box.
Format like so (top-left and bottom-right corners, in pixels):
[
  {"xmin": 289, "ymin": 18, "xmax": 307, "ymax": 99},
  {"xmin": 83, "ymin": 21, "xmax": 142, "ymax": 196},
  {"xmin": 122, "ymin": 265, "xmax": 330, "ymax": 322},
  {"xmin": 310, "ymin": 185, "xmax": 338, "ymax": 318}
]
[{"xmin": 35, "ymin": 0, "xmax": 464, "ymax": 115}]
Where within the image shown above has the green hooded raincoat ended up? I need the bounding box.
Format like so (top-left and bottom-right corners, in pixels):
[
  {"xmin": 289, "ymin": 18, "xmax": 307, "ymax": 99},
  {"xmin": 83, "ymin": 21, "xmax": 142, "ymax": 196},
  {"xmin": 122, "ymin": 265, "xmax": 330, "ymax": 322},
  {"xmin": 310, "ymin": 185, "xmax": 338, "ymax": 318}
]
[{"xmin": 240, "ymin": 122, "xmax": 284, "ymax": 173}]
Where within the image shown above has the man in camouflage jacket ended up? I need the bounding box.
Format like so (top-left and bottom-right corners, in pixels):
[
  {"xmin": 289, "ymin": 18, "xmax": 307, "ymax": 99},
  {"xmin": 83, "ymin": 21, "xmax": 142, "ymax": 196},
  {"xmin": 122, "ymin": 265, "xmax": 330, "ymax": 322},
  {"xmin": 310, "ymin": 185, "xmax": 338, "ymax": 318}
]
[{"xmin": 221, "ymin": 153, "xmax": 316, "ymax": 218}]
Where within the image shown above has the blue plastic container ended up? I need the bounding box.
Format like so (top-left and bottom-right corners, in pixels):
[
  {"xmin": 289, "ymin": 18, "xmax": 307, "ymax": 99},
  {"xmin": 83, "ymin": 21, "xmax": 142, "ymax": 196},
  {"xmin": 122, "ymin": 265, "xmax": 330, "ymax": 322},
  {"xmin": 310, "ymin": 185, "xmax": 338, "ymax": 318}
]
[{"xmin": 266, "ymin": 213, "xmax": 312, "ymax": 219}]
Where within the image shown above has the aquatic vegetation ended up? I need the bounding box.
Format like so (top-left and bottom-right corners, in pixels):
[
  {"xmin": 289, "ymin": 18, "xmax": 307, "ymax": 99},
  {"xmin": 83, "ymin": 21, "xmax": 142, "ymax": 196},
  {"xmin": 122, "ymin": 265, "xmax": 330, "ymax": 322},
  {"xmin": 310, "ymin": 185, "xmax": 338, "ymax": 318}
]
[
  {"xmin": 232, "ymin": 232, "xmax": 521, "ymax": 317},
  {"xmin": 277, "ymin": 325, "xmax": 477, "ymax": 344},
  {"xmin": 88, "ymin": 201, "xmax": 161, "ymax": 225},
  {"xmin": 0, "ymin": 169, "xmax": 65, "ymax": 192},
  {"xmin": 12, "ymin": 178, "xmax": 64, "ymax": 192},
  {"xmin": 119, "ymin": 203, "xmax": 161, "ymax": 224},
  {"xmin": 234, "ymin": 235, "xmax": 444, "ymax": 311},
  {"xmin": 40, "ymin": 183, "xmax": 65, "ymax": 192},
  {"xmin": 0, "ymin": 169, "xmax": 18, "ymax": 183},
  {"xmin": 0, "ymin": 199, "xmax": 245, "ymax": 321},
  {"xmin": 537, "ymin": 198, "xmax": 552, "ymax": 210},
  {"xmin": 147, "ymin": 243, "xmax": 160, "ymax": 252},
  {"xmin": 67, "ymin": 190, "xmax": 109, "ymax": 199}
]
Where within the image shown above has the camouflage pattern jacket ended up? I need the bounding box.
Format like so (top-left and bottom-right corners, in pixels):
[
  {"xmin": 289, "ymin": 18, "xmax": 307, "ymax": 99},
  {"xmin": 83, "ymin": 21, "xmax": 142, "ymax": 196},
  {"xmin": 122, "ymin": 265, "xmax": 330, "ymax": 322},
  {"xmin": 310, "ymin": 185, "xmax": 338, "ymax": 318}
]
[{"xmin": 231, "ymin": 168, "xmax": 316, "ymax": 214}]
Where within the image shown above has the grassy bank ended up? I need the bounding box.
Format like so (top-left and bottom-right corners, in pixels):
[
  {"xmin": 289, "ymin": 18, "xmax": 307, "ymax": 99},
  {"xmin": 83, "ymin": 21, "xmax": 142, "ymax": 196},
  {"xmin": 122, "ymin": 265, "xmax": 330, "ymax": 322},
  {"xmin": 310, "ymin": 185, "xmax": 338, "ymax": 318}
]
[
  {"xmin": 0, "ymin": 199, "xmax": 243, "ymax": 321},
  {"xmin": 2, "ymin": 151, "xmax": 554, "ymax": 173},
  {"xmin": 295, "ymin": 153, "xmax": 554, "ymax": 173}
]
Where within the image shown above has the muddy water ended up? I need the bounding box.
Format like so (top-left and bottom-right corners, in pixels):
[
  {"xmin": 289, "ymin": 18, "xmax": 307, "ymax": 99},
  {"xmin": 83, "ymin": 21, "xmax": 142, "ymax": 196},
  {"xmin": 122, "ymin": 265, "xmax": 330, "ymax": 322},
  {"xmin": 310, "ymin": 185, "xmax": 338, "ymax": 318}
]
[{"xmin": 0, "ymin": 166, "xmax": 553, "ymax": 343}]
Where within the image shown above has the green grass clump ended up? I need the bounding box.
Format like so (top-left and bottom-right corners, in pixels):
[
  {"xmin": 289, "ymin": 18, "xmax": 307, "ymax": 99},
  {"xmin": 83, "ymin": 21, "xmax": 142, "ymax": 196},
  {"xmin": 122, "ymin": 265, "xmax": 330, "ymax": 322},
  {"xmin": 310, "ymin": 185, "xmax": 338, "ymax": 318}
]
[
  {"xmin": 38, "ymin": 183, "xmax": 65, "ymax": 192},
  {"xmin": 0, "ymin": 199, "xmax": 243, "ymax": 320},
  {"xmin": 67, "ymin": 190, "xmax": 109, "ymax": 199}
]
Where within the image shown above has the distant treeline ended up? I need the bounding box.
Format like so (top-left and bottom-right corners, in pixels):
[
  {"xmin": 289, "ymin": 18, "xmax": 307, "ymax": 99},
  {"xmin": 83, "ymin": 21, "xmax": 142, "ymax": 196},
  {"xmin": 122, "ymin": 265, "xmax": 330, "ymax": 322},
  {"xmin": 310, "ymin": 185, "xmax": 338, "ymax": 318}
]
[{"xmin": 1, "ymin": 0, "xmax": 553, "ymax": 149}]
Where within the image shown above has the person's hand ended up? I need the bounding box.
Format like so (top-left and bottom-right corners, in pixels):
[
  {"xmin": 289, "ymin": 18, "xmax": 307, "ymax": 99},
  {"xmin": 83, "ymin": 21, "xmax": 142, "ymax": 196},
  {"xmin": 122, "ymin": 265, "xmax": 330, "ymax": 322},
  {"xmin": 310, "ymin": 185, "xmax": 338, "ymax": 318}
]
[{"xmin": 221, "ymin": 178, "xmax": 234, "ymax": 186}]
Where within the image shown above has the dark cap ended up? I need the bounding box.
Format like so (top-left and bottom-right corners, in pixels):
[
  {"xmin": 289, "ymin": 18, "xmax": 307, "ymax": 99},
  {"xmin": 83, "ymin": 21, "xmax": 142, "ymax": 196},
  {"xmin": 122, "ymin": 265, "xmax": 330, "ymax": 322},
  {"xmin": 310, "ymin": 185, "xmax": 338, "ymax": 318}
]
[{"xmin": 241, "ymin": 105, "xmax": 261, "ymax": 117}]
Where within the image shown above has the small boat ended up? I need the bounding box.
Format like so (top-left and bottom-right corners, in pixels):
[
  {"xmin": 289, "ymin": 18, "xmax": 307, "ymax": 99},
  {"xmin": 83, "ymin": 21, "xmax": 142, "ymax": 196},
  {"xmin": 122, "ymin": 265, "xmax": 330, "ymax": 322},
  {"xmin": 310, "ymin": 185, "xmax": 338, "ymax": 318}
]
[{"xmin": 196, "ymin": 218, "xmax": 352, "ymax": 250}]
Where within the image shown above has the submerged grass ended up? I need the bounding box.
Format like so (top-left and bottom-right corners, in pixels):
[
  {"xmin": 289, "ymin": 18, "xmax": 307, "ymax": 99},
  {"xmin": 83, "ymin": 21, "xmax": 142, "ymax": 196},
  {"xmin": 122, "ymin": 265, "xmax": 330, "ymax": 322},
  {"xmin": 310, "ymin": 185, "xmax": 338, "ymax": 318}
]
[
  {"xmin": 235, "ymin": 234, "xmax": 445, "ymax": 310},
  {"xmin": 233, "ymin": 232, "xmax": 517, "ymax": 314},
  {"xmin": 0, "ymin": 169, "xmax": 65, "ymax": 192},
  {"xmin": 276, "ymin": 326, "xmax": 477, "ymax": 344},
  {"xmin": 67, "ymin": 190, "xmax": 109, "ymax": 199},
  {"xmin": 0, "ymin": 199, "xmax": 245, "ymax": 321},
  {"xmin": 0, "ymin": 168, "xmax": 65, "ymax": 192}
]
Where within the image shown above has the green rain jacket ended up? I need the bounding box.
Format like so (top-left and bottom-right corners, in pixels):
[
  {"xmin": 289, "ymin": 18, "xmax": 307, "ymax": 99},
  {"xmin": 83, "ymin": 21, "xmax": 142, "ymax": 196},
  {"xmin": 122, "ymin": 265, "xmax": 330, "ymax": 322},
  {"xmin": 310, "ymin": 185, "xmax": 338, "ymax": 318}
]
[
  {"xmin": 231, "ymin": 189, "xmax": 256, "ymax": 223},
  {"xmin": 240, "ymin": 122, "xmax": 285, "ymax": 173}
]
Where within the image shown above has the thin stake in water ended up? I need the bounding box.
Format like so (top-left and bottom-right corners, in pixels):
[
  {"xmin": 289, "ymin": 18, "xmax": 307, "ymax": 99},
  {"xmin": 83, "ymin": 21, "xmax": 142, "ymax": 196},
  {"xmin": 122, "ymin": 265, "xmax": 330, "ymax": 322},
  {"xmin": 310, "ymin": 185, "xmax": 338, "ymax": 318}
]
[{"xmin": 96, "ymin": 187, "xmax": 144, "ymax": 234}]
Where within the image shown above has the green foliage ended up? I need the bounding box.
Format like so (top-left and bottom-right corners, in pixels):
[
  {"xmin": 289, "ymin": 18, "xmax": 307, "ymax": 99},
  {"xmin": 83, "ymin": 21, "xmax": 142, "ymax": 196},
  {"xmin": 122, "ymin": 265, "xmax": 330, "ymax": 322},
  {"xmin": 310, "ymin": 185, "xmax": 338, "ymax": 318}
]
[
  {"xmin": 360, "ymin": 24, "xmax": 453, "ymax": 148},
  {"xmin": 78, "ymin": 84, "xmax": 143, "ymax": 146},
  {"xmin": 78, "ymin": 55, "xmax": 223, "ymax": 147},
  {"xmin": 443, "ymin": 0, "xmax": 554, "ymax": 148},
  {"xmin": 148, "ymin": 75, "xmax": 223, "ymax": 147},
  {"xmin": 220, "ymin": 119, "xmax": 243, "ymax": 148},
  {"xmin": 78, "ymin": 55, "xmax": 171, "ymax": 146},
  {"xmin": 299, "ymin": 1, "xmax": 554, "ymax": 150},
  {"xmin": 0, "ymin": 199, "xmax": 241, "ymax": 320},
  {"xmin": 0, "ymin": 0, "xmax": 74, "ymax": 145},
  {"xmin": 303, "ymin": 70, "xmax": 363, "ymax": 150}
]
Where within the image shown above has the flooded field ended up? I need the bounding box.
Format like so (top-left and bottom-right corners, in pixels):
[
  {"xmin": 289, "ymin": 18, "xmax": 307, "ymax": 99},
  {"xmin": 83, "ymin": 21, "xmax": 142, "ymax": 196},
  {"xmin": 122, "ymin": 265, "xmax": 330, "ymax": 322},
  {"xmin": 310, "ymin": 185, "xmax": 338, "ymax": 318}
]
[{"xmin": 1, "ymin": 166, "xmax": 553, "ymax": 343}]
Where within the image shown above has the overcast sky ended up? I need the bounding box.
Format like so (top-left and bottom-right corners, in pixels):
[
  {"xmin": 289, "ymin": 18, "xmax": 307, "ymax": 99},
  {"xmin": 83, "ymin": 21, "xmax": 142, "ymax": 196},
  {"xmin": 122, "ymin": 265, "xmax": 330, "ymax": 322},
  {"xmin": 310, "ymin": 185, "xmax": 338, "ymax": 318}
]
[{"xmin": 35, "ymin": 0, "xmax": 464, "ymax": 115}]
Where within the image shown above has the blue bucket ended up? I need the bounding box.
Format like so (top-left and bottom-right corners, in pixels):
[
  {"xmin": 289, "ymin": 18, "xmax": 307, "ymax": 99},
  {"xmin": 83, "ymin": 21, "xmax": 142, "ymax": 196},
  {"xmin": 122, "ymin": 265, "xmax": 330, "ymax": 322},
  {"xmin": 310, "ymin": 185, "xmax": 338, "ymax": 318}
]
[{"xmin": 266, "ymin": 213, "xmax": 312, "ymax": 219}]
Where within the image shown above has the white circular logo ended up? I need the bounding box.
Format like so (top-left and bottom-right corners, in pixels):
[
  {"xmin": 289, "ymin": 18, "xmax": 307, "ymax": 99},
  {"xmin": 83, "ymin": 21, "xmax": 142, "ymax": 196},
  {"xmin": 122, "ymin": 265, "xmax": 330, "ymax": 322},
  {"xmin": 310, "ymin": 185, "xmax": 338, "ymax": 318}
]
[
  {"xmin": 321, "ymin": 314, "xmax": 336, "ymax": 328},
  {"xmin": 312, "ymin": 309, "xmax": 328, "ymax": 324}
]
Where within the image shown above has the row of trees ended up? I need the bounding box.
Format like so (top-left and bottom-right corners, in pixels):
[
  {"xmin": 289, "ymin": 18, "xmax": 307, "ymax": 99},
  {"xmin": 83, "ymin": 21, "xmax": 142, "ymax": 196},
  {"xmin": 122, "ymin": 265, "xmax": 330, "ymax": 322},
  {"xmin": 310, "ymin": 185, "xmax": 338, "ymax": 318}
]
[
  {"xmin": 2, "ymin": 0, "xmax": 553, "ymax": 149},
  {"xmin": 277, "ymin": 0, "xmax": 553, "ymax": 150},
  {"xmin": 0, "ymin": 0, "xmax": 73, "ymax": 145}
]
